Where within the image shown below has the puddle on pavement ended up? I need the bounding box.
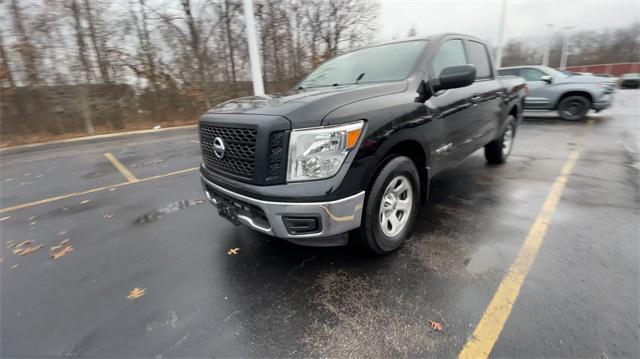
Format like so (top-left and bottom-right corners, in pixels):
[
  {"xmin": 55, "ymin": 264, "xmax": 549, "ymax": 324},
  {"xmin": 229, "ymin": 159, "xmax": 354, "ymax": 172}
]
[
  {"xmin": 465, "ymin": 245, "xmax": 499, "ymax": 275},
  {"xmin": 135, "ymin": 199, "xmax": 205, "ymax": 224},
  {"xmin": 131, "ymin": 159, "xmax": 164, "ymax": 168},
  {"xmin": 83, "ymin": 171, "xmax": 103, "ymax": 179}
]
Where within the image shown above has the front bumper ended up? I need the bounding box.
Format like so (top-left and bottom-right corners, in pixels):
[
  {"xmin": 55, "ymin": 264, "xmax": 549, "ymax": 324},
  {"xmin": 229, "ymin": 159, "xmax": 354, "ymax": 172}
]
[
  {"xmin": 201, "ymin": 175, "xmax": 365, "ymax": 242},
  {"xmin": 592, "ymin": 93, "xmax": 613, "ymax": 111}
]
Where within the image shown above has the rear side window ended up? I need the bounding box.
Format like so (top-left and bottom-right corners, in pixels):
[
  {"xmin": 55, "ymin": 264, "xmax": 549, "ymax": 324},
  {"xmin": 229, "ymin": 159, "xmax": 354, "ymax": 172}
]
[
  {"xmin": 467, "ymin": 41, "xmax": 492, "ymax": 79},
  {"xmin": 520, "ymin": 68, "xmax": 546, "ymax": 81},
  {"xmin": 432, "ymin": 39, "xmax": 466, "ymax": 77}
]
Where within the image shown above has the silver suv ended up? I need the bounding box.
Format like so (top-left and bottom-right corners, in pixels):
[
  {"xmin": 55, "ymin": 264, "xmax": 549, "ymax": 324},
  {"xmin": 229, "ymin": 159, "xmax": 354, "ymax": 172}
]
[{"xmin": 498, "ymin": 65, "xmax": 614, "ymax": 121}]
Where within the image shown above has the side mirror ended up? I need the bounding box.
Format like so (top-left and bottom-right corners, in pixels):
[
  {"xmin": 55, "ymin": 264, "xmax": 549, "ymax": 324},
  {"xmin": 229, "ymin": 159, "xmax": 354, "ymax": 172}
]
[
  {"xmin": 541, "ymin": 75, "xmax": 553, "ymax": 84},
  {"xmin": 434, "ymin": 65, "xmax": 476, "ymax": 92}
]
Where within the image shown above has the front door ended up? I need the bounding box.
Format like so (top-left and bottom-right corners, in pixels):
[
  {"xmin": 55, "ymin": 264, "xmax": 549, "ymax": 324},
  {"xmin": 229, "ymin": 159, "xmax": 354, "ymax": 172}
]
[
  {"xmin": 519, "ymin": 67, "xmax": 552, "ymax": 110},
  {"xmin": 426, "ymin": 38, "xmax": 479, "ymax": 169}
]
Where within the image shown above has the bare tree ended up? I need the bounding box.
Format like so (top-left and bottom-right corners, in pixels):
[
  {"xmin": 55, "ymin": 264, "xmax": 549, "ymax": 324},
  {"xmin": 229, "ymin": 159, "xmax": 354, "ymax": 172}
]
[
  {"xmin": 130, "ymin": 0, "xmax": 164, "ymax": 120},
  {"xmin": 222, "ymin": 0, "xmax": 239, "ymax": 82},
  {"xmin": 319, "ymin": 0, "xmax": 378, "ymax": 58},
  {"xmin": 9, "ymin": 0, "xmax": 40, "ymax": 85},
  {"xmin": 69, "ymin": 0, "xmax": 94, "ymax": 83},
  {"xmin": 83, "ymin": 0, "xmax": 111, "ymax": 83},
  {"xmin": 0, "ymin": 25, "xmax": 16, "ymax": 88}
]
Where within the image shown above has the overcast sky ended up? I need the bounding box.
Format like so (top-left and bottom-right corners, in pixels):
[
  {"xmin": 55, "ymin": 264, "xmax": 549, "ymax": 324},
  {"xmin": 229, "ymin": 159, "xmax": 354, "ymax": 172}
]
[{"xmin": 378, "ymin": 0, "xmax": 640, "ymax": 44}]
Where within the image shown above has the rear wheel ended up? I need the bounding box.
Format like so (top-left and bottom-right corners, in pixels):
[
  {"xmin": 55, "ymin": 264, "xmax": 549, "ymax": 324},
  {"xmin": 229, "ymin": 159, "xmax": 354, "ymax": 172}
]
[
  {"xmin": 356, "ymin": 156, "xmax": 420, "ymax": 255},
  {"xmin": 557, "ymin": 95, "xmax": 590, "ymax": 121},
  {"xmin": 485, "ymin": 116, "xmax": 515, "ymax": 164}
]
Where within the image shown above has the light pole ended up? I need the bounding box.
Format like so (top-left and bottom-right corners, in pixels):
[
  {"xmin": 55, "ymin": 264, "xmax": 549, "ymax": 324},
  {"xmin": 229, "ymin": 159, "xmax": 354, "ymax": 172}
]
[
  {"xmin": 495, "ymin": 0, "xmax": 508, "ymax": 68},
  {"xmin": 242, "ymin": 0, "xmax": 265, "ymax": 96},
  {"xmin": 542, "ymin": 24, "xmax": 553, "ymax": 66},
  {"xmin": 559, "ymin": 26, "xmax": 574, "ymax": 70}
]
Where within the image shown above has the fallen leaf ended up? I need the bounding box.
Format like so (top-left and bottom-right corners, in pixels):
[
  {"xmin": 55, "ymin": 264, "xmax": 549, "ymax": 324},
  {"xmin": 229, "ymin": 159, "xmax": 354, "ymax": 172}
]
[
  {"xmin": 28, "ymin": 216, "xmax": 35, "ymax": 220},
  {"xmin": 62, "ymin": 207, "xmax": 69, "ymax": 212},
  {"xmin": 61, "ymin": 239, "xmax": 70, "ymax": 245},
  {"xmin": 429, "ymin": 320, "xmax": 444, "ymax": 332},
  {"xmin": 13, "ymin": 240, "xmax": 31, "ymax": 249},
  {"xmin": 50, "ymin": 245, "xmax": 62, "ymax": 251},
  {"xmin": 11, "ymin": 264, "xmax": 18, "ymax": 269},
  {"xmin": 29, "ymin": 221, "xmax": 37, "ymax": 226},
  {"xmin": 0, "ymin": 216, "xmax": 10, "ymax": 222},
  {"xmin": 126, "ymin": 287, "xmax": 146, "ymax": 300},
  {"xmin": 6, "ymin": 240, "xmax": 16, "ymax": 248},
  {"xmin": 15, "ymin": 244, "xmax": 43, "ymax": 256},
  {"xmin": 57, "ymin": 230, "xmax": 67, "ymax": 236},
  {"xmin": 227, "ymin": 247, "xmax": 240, "ymax": 255},
  {"xmin": 80, "ymin": 200, "xmax": 90, "ymax": 204},
  {"xmin": 50, "ymin": 245, "xmax": 73, "ymax": 259},
  {"xmin": 103, "ymin": 214, "xmax": 113, "ymax": 219}
]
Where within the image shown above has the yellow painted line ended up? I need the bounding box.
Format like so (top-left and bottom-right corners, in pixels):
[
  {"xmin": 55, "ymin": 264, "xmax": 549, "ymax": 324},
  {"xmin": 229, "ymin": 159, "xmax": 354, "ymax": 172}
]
[
  {"xmin": 0, "ymin": 167, "xmax": 198, "ymax": 214},
  {"xmin": 104, "ymin": 152, "xmax": 139, "ymax": 183},
  {"xmin": 459, "ymin": 120, "xmax": 593, "ymax": 359}
]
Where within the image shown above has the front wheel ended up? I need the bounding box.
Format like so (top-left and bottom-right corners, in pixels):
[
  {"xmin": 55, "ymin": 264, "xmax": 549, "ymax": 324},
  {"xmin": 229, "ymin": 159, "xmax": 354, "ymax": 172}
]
[
  {"xmin": 557, "ymin": 95, "xmax": 591, "ymax": 121},
  {"xmin": 356, "ymin": 156, "xmax": 420, "ymax": 255},
  {"xmin": 485, "ymin": 117, "xmax": 515, "ymax": 164}
]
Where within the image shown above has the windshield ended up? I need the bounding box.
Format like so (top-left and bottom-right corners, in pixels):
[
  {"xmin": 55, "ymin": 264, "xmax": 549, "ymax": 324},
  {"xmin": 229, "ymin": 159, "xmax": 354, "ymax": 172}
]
[
  {"xmin": 540, "ymin": 66, "xmax": 569, "ymax": 78},
  {"xmin": 298, "ymin": 40, "xmax": 427, "ymax": 89}
]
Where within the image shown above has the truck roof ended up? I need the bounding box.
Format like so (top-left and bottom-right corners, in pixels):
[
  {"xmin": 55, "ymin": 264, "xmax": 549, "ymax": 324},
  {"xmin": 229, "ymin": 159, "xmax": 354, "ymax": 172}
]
[{"xmin": 369, "ymin": 33, "xmax": 487, "ymax": 48}]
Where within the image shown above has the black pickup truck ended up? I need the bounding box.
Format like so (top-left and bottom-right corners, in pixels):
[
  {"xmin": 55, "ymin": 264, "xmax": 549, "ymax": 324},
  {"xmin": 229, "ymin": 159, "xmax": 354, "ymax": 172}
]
[{"xmin": 199, "ymin": 33, "xmax": 527, "ymax": 254}]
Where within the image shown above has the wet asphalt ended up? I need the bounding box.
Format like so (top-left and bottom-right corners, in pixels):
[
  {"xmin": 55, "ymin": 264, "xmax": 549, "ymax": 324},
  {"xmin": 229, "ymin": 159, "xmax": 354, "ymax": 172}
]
[{"xmin": 1, "ymin": 90, "xmax": 638, "ymax": 358}]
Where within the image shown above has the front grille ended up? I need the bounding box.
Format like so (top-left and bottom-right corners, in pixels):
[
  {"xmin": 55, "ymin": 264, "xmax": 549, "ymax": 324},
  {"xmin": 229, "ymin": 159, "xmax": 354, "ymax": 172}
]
[{"xmin": 200, "ymin": 124, "xmax": 257, "ymax": 178}]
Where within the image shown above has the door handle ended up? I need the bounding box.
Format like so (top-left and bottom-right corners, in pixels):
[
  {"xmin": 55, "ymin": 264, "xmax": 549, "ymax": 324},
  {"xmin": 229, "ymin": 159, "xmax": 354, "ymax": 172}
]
[{"xmin": 470, "ymin": 94, "xmax": 482, "ymax": 103}]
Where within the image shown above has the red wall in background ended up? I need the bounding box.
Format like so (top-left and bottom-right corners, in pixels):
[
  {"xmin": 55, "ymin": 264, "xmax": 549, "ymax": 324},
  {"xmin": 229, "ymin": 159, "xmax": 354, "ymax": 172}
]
[{"xmin": 564, "ymin": 62, "xmax": 640, "ymax": 76}]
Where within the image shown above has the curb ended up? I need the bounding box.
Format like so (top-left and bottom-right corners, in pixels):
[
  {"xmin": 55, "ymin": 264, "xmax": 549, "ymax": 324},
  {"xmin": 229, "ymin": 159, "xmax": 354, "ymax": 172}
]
[{"xmin": 0, "ymin": 124, "xmax": 198, "ymax": 153}]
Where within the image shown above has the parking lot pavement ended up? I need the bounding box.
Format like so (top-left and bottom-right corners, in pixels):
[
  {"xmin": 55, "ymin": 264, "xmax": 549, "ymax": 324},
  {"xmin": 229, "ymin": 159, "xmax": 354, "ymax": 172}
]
[{"xmin": 1, "ymin": 90, "xmax": 638, "ymax": 357}]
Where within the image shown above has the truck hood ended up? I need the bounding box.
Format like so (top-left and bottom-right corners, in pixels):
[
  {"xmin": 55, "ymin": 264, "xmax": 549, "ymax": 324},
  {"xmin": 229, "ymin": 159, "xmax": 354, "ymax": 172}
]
[{"xmin": 207, "ymin": 81, "xmax": 407, "ymax": 128}]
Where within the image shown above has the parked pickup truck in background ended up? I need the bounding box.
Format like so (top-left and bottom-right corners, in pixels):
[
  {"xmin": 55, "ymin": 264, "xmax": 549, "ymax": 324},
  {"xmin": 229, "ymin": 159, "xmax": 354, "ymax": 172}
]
[
  {"xmin": 498, "ymin": 65, "xmax": 614, "ymax": 121},
  {"xmin": 199, "ymin": 33, "xmax": 527, "ymax": 254}
]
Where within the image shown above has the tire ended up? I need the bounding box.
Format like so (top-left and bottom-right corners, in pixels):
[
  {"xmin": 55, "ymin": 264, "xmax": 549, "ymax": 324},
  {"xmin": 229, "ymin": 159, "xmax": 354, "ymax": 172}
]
[
  {"xmin": 356, "ymin": 156, "xmax": 420, "ymax": 255},
  {"xmin": 557, "ymin": 95, "xmax": 590, "ymax": 121},
  {"xmin": 485, "ymin": 116, "xmax": 516, "ymax": 164}
]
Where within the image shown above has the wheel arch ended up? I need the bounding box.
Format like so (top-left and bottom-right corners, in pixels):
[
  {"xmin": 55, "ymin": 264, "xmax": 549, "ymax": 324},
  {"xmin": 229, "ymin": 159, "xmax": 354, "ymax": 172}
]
[
  {"xmin": 554, "ymin": 91, "xmax": 593, "ymax": 109},
  {"xmin": 368, "ymin": 139, "xmax": 430, "ymax": 203}
]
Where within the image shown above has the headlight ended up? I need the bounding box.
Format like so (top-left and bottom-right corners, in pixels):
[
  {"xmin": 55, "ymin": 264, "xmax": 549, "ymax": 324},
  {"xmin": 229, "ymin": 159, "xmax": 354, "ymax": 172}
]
[{"xmin": 287, "ymin": 121, "xmax": 364, "ymax": 182}]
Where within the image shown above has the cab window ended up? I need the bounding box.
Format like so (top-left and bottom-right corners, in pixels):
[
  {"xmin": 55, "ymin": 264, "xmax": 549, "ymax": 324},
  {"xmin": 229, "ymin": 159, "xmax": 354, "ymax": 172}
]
[
  {"xmin": 432, "ymin": 39, "xmax": 466, "ymax": 77},
  {"xmin": 520, "ymin": 68, "xmax": 547, "ymax": 81},
  {"xmin": 467, "ymin": 41, "xmax": 492, "ymax": 79},
  {"xmin": 498, "ymin": 68, "xmax": 519, "ymax": 76}
]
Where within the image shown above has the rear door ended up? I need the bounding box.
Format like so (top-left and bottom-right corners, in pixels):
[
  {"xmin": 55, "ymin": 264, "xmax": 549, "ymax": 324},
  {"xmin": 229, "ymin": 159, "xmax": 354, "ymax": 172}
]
[{"xmin": 464, "ymin": 39, "xmax": 503, "ymax": 145}]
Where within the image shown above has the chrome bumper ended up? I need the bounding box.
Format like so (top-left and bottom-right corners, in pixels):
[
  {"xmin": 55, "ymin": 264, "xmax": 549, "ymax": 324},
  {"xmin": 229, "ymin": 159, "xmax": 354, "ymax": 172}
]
[{"xmin": 201, "ymin": 175, "xmax": 364, "ymax": 239}]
